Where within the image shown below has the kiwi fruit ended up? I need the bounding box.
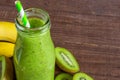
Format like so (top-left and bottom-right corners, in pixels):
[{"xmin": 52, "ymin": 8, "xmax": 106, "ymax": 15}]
[
  {"xmin": 55, "ymin": 73, "xmax": 72, "ymax": 80},
  {"xmin": 55, "ymin": 47, "xmax": 80, "ymax": 73},
  {"xmin": 73, "ymin": 72, "xmax": 94, "ymax": 80},
  {"xmin": 0, "ymin": 56, "xmax": 13, "ymax": 80}
]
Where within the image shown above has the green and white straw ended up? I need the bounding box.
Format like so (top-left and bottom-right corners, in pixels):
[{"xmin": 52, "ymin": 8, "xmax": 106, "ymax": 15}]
[{"xmin": 15, "ymin": 0, "xmax": 30, "ymax": 28}]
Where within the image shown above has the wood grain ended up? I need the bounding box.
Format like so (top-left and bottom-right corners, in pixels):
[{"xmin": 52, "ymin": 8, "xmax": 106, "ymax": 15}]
[{"xmin": 0, "ymin": 0, "xmax": 120, "ymax": 80}]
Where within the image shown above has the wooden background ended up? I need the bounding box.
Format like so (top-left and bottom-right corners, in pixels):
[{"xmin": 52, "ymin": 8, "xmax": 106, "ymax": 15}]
[{"xmin": 0, "ymin": 0, "xmax": 120, "ymax": 80}]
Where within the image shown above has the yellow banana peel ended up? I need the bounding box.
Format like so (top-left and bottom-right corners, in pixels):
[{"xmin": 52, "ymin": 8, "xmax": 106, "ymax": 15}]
[
  {"xmin": 0, "ymin": 42, "xmax": 15, "ymax": 57},
  {"xmin": 0, "ymin": 21, "xmax": 17, "ymax": 43}
]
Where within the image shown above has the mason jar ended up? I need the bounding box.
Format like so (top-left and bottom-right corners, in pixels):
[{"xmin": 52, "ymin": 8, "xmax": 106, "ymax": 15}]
[{"xmin": 14, "ymin": 8, "xmax": 55, "ymax": 80}]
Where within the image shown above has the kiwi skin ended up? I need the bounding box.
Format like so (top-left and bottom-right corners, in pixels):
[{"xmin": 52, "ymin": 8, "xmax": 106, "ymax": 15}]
[
  {"xmin": 55, "ymin": 47, "xmax": 80, "ymax": 73},
  {"xmin": 73, "ymin": 72, "xmax": 94, "ymax": 80},
  {"xmin": 0, "ymin": 56, "xmax": 13, "ymax": 80},
  {"xmin": 55, "ymin": 73, "xmax": 72, "ymax": 80}
]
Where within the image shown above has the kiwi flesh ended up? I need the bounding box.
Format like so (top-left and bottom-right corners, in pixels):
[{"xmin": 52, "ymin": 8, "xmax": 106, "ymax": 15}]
[
  {"xmin": 73, "ymin": 72, "xmax": 94, "ymax": 80},
  {"xmin": 0, "ymin": 58, "xmax": 2, "ymax": 79},
  {"xmin": 55, "ymin": 73, "xmax": 72, "ymax": 80},
  {"xmin": 55, "ymin": 47, "xmax": 80, "ymax": 73},
  {"xmin": 0, "ymin": 56, "xmax": 13, "ymax": 80}
]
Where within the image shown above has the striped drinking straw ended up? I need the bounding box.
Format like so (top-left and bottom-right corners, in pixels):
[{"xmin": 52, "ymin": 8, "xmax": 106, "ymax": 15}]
[{"xmin": 15, "ymin": 0, "xmax": 30, "ymax": 28}]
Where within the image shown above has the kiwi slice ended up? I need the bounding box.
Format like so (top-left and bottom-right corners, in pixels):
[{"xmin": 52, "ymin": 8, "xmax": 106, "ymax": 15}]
[
  {"xmin": 55, "ymin": 73, "xmax": 72, "ymax": 80},
  {"xmin": 73, "ymin": 72, "xmax": 94, "ymax": 80},
  {"xmin": 55, "ymin": 47, "xmax": 80, "ymax": 73},
  {"xmin": 0, "ymin": 56, "xmax": 13, "ymax": 80}
]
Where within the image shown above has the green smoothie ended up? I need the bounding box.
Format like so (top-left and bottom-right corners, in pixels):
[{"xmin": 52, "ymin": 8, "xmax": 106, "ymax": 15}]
[{"xmin": 14, "ymin": 11, "xmax": 55, "ymax": 80}]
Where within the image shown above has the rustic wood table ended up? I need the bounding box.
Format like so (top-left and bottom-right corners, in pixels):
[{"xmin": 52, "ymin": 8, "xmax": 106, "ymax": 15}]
[{"xmin": 0, "ymin": 0, "xmax": 120, "ymax": 80}]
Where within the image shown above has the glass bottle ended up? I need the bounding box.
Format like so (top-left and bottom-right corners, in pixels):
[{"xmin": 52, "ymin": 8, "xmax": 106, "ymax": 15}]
[{"xmin": 14, "ymin": 8, "xmax": 55, "ymax": 80}]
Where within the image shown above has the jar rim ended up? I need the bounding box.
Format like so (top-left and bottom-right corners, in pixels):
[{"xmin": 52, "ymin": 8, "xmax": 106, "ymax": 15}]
[{"xmin": 15, "ymin": 8, "xmax": 50, "ymax": 32}]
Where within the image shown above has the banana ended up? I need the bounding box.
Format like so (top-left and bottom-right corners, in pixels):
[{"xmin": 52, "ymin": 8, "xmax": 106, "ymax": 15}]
[
  {"xmin": 0, "ymin": 42, "xmax": 15, "ymax": 57},
  {"xmin": 0, "ymin": 21, "xmax": 17, "ymax": 43},
  {"xmin": 0, "ymin": 56, "xmax": 14, "ymax": 80}
]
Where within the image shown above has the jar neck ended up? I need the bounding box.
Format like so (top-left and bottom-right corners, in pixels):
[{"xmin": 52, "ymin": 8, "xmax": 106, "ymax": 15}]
[{"xmin": 15, "ymin": 8, "xmax": 51, "ymax": 34}]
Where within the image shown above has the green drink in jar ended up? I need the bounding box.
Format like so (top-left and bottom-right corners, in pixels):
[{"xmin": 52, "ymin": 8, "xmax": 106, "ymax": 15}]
[{"xmin": 14, "ymin": 8, "xmax": 55, "ymax": 80}]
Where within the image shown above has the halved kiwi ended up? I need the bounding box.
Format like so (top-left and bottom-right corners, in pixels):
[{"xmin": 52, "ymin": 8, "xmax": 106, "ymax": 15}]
[
  {"xmin": 55, "ymin": 47, "xmax": 80, "ymax": 73},
  {"xmin": 0, "ymin": 56, "xmax": 13, "ymax": 80},
  {"xmin": 55, "ymin": 73, "xmax": 72, "ymax": 80},
  {"xmin": 73, "ymin": 72, "xmax": 94, "ymax": 80}
]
